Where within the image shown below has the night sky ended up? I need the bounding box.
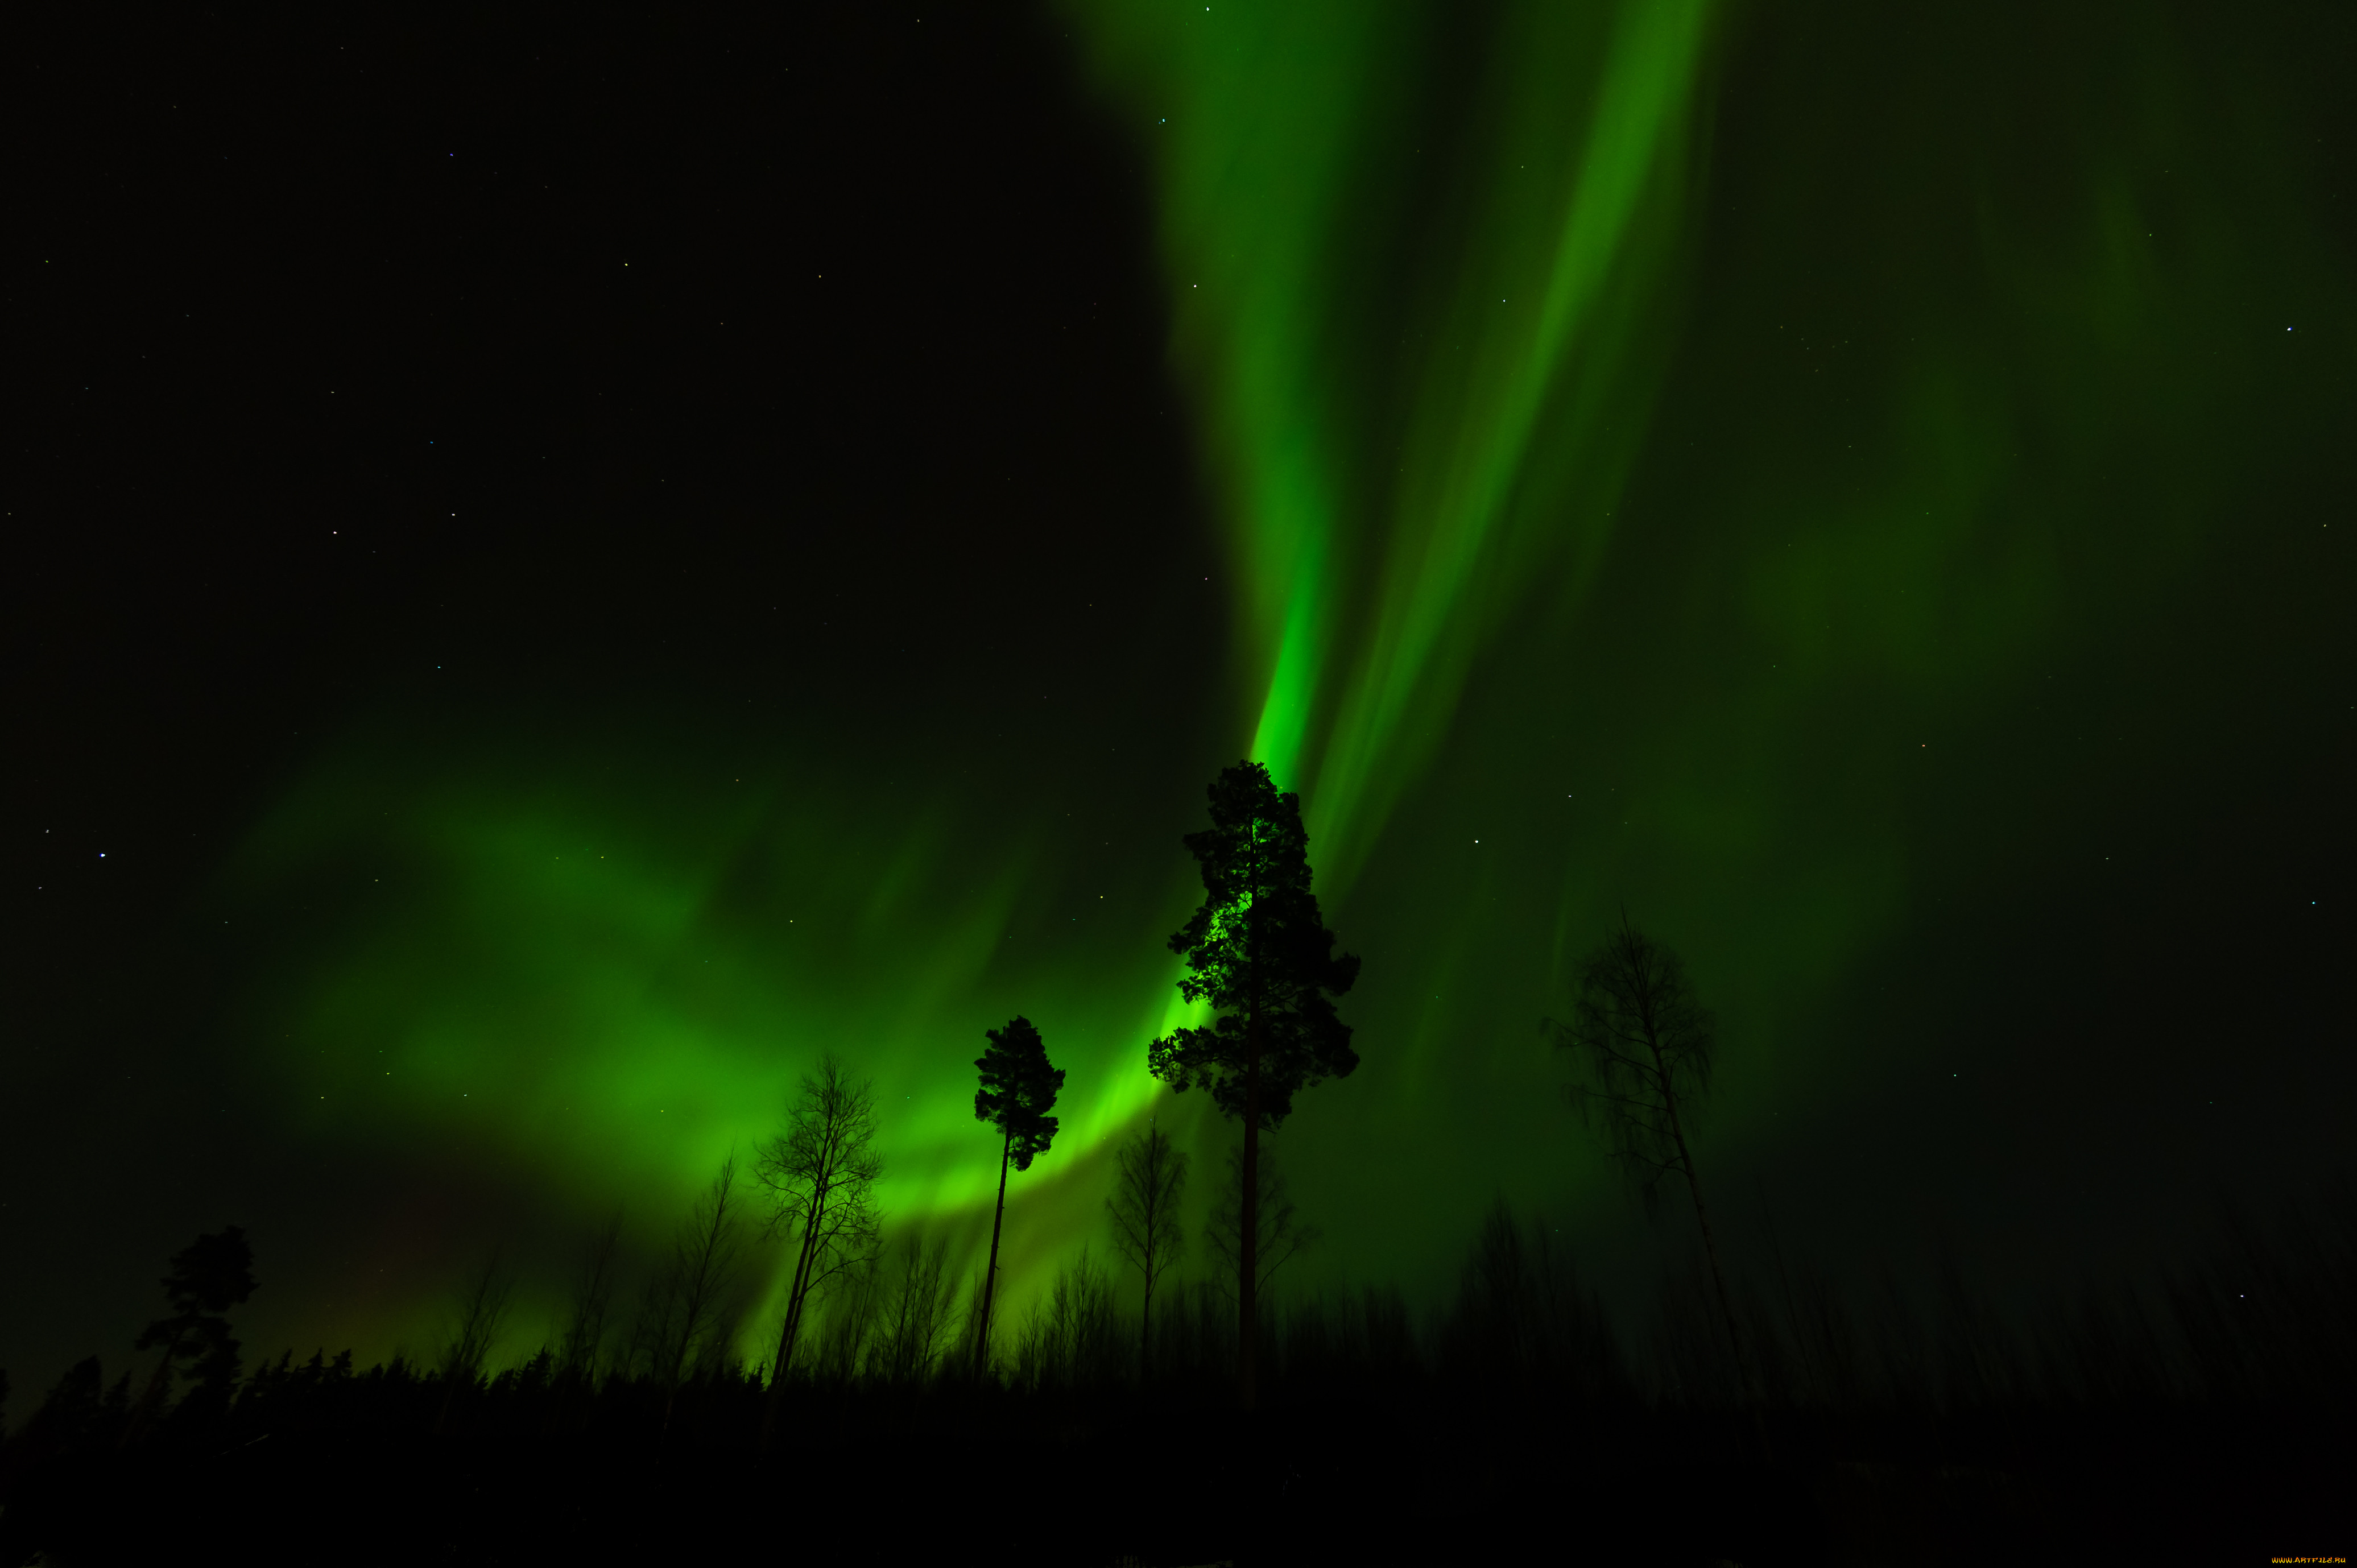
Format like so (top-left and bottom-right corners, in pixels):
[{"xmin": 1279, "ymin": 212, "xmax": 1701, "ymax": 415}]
[{"xmin": 7, "ymin": 1, "xmax": 2352, "ymax": 1399}]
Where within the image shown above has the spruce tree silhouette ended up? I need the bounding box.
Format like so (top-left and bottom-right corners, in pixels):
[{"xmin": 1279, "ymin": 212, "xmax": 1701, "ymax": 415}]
[
  {"xmin": 124, "ymin": 1226, "xmax": 255, "ymax": 1444},
  {"xmin": 1548, "ymin": 916, "xmax": 1755, "ymax": 1404},
  {"xmin": 1151, "ymin": 760, "xmax": 1359, "ymax": 1409},
  {"xmin": 971, "ymin": 1014, "xmax": 1065, "ymax": 1375}
]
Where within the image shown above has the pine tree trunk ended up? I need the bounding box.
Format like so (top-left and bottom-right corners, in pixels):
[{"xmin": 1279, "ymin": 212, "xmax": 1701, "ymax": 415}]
[
  {"xmin": 975, "ymin": 1128, "xmax": 1012, "ymax": 1377},
  {"xmin": 1240, "ymin": 1035, "xmax": 1260, "ymax": 1412},
  {"xmin": 1238, "ymin": 822, "xmax": 1266, "ymax": 1413},
  {"xmin": 1240, "ymin": 903, "xmax": 1263, "ymax": 1410}
]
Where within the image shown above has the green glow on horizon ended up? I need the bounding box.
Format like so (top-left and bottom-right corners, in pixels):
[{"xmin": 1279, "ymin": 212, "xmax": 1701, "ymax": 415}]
[{"xmin": 233, "ymin": 721, "xmax": 1227, "ymax": 1359}]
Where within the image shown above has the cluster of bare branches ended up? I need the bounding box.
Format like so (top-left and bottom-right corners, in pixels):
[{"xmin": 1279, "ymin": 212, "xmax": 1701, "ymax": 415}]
[
  {"xmin": 628, "ymin": 1155, "xmax": 754, "ymax": 1422},
  {"xmin": 1548, "ymin": 916, "xmax": 1752, "ymax": 1404},
  {"xmin": 1106, "ymin": 1123, "xmax": 1188, "ymax": 1372},
  {"xmin": 756, "ymin": 1052, "xmax": 887, "ymax": 1425},
  {"xmin": 1203, "ymin": 1141, "xmax": 1317, "ymax": 1305},
  {"xmin": 554, "ymin": 1210, "xmax": 623, "ymax": 1383},
  {"xmin": 1010, "ymin": 1245, "xmax": 1125, "ymax": 1392},
  {"xmin": 414, "ymin": 1053, "xmax": 896, "ymax": 1427},
  {"xmin": 872, "ymin": 1235, "xmax": 959, "ymax": 1386}
]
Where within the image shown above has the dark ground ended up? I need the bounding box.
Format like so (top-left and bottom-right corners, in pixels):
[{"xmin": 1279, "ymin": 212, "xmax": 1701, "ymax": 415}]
[{"xmin": 4, "ymin": 1395, "xmax": 2347, "ymax": 1566}]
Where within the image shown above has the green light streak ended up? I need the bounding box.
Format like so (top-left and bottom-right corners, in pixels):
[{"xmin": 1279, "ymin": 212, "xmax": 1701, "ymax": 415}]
[
  {"xmin": 1066, "ymin": 0, "xmax": 1716, "ymax": 871},
  {"xmin": 1070, "ymin": 2, "xmax": 1404, "ymax": 792},
  {"xmin": 1315, "ymin": 0, "xmax": 1710, "ymax": 884}
]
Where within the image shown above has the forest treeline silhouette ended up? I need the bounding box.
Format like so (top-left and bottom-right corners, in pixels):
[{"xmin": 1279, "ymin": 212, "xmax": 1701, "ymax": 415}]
[
  {"xmin": 3, "ymin": 764, "xmax": 2350, "ymax": 1563},
  {"xmin": 7, "ymin": 1184, "xmax": 2352, "ymax": 1563}
]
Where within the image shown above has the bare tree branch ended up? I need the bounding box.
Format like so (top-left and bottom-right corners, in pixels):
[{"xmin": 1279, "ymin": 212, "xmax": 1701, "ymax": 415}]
[
  {"xmin": 1107, "ymin": 1120, "xmax": 1189, "ymax": 1376},
  {"xmin": 756, "ymin": 1052, "xmax": 884, "ymax": 1433},
  {"xmin": 1548, "ymin": 916, "xmax": 1756, "ymax": 1405}
]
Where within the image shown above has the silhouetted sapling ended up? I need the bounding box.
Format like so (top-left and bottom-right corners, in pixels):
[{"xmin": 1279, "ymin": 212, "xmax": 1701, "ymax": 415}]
[
  {"xmin": 1107, "ymin": 1120, "xmax": 1189, "ymax": 1375},
  {"xmin": 971, "ymin": 1013, "xmax": 1065, "ymax": 1375}
]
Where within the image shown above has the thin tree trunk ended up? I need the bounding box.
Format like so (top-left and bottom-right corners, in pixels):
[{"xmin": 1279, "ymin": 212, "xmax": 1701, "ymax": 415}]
[
  {"xmin": 1660, "ymin": 1065, "xmax": 1753, "ymax": 1402},
  {"xmin": 1240, "ymin": 824, "xmax": 1263, "ymax": 1413},
  {"xmin": 119, "ymin": 1325, "xmax": 186, "ymax": 1449},
  {"xmin": 1244, "ymin": 905, "xmax": 1263, "ymax": 1405},
  {"xmin": 776, "ymin": 1223, "xmax": 819, "ymax": 1378},
  {"xmin": 975, "ymin": 1127, "xmax": 1012, "ymax": 1377},
  {"xmin": 1240, "ymin": 1030, "xmax": 1260, "ymax": 1412},
  {"xmin": 1758, "ymin": 1180, "xmax": 1814, "ymax": 1399},
  {"xmin": 760, "ymin": 1193, "xmax": 825, "ymax": 1446},
  {"xmin": 1630, "ymin": 950, "xmax": 1755, "ymax": 1408}
]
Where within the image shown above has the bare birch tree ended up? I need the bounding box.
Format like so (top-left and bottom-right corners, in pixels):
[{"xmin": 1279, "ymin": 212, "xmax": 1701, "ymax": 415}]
[
  {"xmin": 441, "ymin": 1248, "xmax": 515, "ymax": 1388},
  {"xmin": 1547, "ymin": 915, "xmax": 1754, "ymax": 1402},
  {"xmin": 555, "ymin": 1208, "xmax": 625, "ymax": 1384},
  {"xmin": 813, "ymin": 1250, "xmax": 894, "ymax": 1384},
  {"xmin": 875, "ymin": 1234, "xmax": 956, "ymax": 1387},
  {"xmin": 756, "ymin": 1052, "xmax": 884, "ymax": 1436},
  {"xmin": 435, "ymin": 1247, "xmax": 514, "ymax": 1432},
  {"xmin": 648, "ymin": 1156, "xmax": 751, "ymax": 1391},
  {"xmin": 1107, "ymin": 1121, "xmax": 1189, "ymax": 1375}
]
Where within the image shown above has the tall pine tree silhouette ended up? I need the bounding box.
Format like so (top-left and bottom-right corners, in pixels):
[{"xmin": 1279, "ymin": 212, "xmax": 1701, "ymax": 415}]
[
  {"xmin": 1152, "ymin": 760, "xmax": 1358, "ymax": 1409},
  {"xmin": 124, "ymin": 1226, "xmax": 256, "ymax": 1444},
  {"xmin": 971, "ymin": 1015, "xmax": 1064, "ymax": 1375}
]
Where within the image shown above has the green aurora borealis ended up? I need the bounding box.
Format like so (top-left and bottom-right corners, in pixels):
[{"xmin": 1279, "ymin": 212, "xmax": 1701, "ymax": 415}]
[{"xmin": 11, "ymin": 1, "xmax": 2351, "ymax": 1382}]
